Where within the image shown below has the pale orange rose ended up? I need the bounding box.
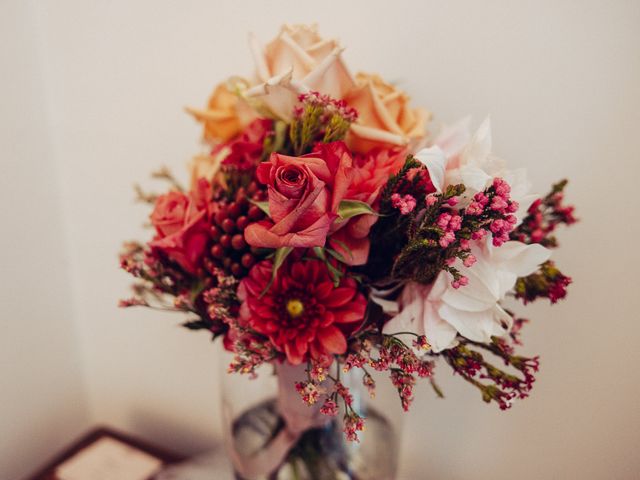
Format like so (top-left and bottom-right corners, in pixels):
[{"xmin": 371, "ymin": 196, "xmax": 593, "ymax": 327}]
[
  {"xmin": 245, "ymin": 24, "xmax": 355, "ymax": 120},
  {"xmin": 345, "ymin": 73, "xmax": 431, "ymax": 153},
  {"xmin": 186, "ymin": 83, "xmax": 254, "ymax": 143}
]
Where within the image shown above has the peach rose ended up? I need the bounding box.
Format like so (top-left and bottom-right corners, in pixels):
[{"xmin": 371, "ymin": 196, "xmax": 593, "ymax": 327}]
[
  {"xmin": 345, "ymin": 73, "xmax": 430, "ymax": 153},
  {"xmin": 149, "ymin": 189, "xmax": 209, "ymax": 274},
  {"xmin": 245, "ymin": 24, "xmax": 355, "ymax": 120},
  {"xmin": 186, "ymin": 82, "xmax": 255, "ymax": 143},
  {"xmin": 188, "ymin": 147, "xmax": 231, "ymax": 191},
  {"xmin": 328, "ymin": 146, "xmax": 407, "ymax": 265}
]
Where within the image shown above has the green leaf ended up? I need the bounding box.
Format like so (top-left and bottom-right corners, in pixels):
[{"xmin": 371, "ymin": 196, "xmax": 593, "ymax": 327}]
[
  {"xmin": 312, "ymin": 246, "xmax": 342, "ymax": 285},
  {"xmin": 324, "ymin": 247, "xmax": 345, "ymax": 263},
  {"xmin": 326, "ymin": 262, "xmax": 344, "ymax": 287},
  {"xmin": 182, "ymin": 319, "xmax": 209, "ymax": 331},
  {"xmin": 312, "ymin": 247, "xmax": 327, "ymax": 261},
  {"xmin": 429, "ymin": 377, "xmax": 445, "ymax": 399},
  {"xmin": 249, "ymin": 199, "xmax": 270, "ymax": 217},
  {"xmin": 260, "ymin": 247, "xmax": 293, "ymax": 297},
  {"xmin": 331, "ymin": 238, "xmax": 353, "ymax": 259},
  {"xmin": 336, "ymin": 199, "xmax": 375, "ymax": 221}
]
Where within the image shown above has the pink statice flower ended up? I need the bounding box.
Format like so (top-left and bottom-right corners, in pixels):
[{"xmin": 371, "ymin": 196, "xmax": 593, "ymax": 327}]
[
  {"xmin": 320, "ymin": 399, "xmax": 339, "ymax": 416},
  {"xmin": 391, "ymin": 193, "xmax": 417, "ymax": 215}
]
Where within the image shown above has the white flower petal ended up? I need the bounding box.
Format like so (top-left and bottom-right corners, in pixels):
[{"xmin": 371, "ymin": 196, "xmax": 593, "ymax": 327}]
[
  {"xmin": 423, "ymin": 302, "xmax": 459, "ymax": 353},
  {"xmin": 382, "ymin": 284, "xmax": 426, "ymax": 348},
  {"xmin": 493, "ymin": 303, "xmax": 514, "ymax": 335},
  {"xmin": 458, "ymin": 165, "xmax": 493, "ymax": 192},
  {"xmin": 461, "ymin": 117, "xmax": 492, "ymax": 166},
  {"xmin": 434, "ymin": 116, "xmax": 471, "ymax": 161},
  {"xmin": 442, "ymin": 264, "xmax": 499, "ymax": 312},
  {"xmin": 490, "ymin": 241, "xmax": 551, "ymax": 277},
  {"xmin": 244, "ymin": 69, "xmax": 306, "ymax": 121},
  {"xmin": 438, "ymin": 304, "xmax": 507, "ymax": 343},
  {"xmin": 414, "ymin": 146, "xmax": 447, "ymax": 192},
  {"xmin": 502, "ymin": 168, "xmax": 537, "ymax": 224}
]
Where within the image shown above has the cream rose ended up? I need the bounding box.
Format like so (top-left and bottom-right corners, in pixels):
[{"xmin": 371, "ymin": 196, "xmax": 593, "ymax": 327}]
[
  {"xmin": 186, "ymin": 82, "xmax": 255, "ymax": 143},
  {"xmin": 245, "ymin": 24, "xmax": 356, "ymax": 120},
  {"xmin": 188, "ymin": 147, "xmax": 230, "ymax": 191},
  {"xmin": 345, "ymin": 73, "xmax": 430, "ymax": 153}
]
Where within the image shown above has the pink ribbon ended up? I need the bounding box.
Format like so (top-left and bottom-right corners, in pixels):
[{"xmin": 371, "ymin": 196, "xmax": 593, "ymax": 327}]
[{"xmin": 227, "ymin": 362, "xmax": 331, "ymax": 479}]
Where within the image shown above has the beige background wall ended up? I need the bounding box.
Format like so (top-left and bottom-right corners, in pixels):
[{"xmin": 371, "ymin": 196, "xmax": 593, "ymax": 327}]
[
  {"xmin": 1, "ymin": 1, "xmax": 639, "ymax": 479},
  {"xmin": 0, "ymin": 3, "xmax": 90, "ymax": 480}
]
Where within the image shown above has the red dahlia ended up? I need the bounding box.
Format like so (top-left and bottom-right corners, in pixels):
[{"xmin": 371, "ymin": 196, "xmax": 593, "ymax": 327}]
[{"xmin": 237, "ymin": 259, "xmax": 367, "ymax": 365}]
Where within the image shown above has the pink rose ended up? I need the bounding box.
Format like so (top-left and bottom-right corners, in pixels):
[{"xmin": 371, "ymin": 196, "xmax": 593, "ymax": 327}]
[
  {"xmin": 149, "ymin": 189, "xmax": 209, "ymax": 274},
  {"xmin": 244, "ymin": 142, "xmax": 353, "ymax": 249}
]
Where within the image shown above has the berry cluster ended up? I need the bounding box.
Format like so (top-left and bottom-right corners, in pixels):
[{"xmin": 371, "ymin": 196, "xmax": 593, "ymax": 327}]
[{"xmin": 205, "ymin": 182, "xmax": 267, "ymax": 277}]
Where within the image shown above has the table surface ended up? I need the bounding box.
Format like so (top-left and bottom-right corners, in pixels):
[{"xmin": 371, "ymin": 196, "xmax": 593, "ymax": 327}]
[{"xmin": 156, "ymin": 450, "xmax": 234, "ymax": 480}]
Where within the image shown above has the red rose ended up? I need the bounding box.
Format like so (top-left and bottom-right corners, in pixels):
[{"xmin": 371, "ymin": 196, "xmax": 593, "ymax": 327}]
[
  {"xmin": 221, "ymin": 118, "xmax": 273, "ymax": 171},
  {"xmin": 244, "ymin": 142, "xmax": 353, "ymax": 249},
  {"xmin": 149, "ymin": 189, "xmax": 209, "ymax": 274}
]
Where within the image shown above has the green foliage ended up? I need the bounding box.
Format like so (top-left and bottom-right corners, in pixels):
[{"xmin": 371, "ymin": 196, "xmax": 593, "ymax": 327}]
[
  {"xmin": 378, "ymin": 155, "xmax": 421, "ymax": 210},
  {"xmin": 336, "ymin": 199, "xmax": 376, "ymax": 221},
  {"xmin": 249, "ymin": 199, "xmax": 270, "ymax": 216},
  {"xmin": 289, "ymin": 93, "xmax": 357, "ymax": 155},
  {"xmin": 261, "ymin": 247, "xmax": 293, "ymax": 296},
  {"xmin": 442, "ymin": 337, "xmax": 538, "ymax": 410},
  {"xmin": 261, "ymin": 120, "xmax": 288, "ymax": 160},
  {"xmin": 514, "ymin": 260, "xmax": 571, "ymax": 304},
  {"xmin": 391, "ymin": 184, "xmax": 466, "ymax": 284}
]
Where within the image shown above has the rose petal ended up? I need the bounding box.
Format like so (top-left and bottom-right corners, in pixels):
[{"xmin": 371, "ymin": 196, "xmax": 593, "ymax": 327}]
[
  {"xmin": 244, "ymin": 214, "xmax": 332, "ymax": 248},
  {"xmin": 327, "ymin": 229, "xmax": 370, "ymax": 266}
]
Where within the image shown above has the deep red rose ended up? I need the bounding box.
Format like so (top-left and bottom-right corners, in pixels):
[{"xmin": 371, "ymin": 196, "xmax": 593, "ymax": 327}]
[
  {"xmin": 149, "ymin": 189, "xmax": 209, "ymax": 274},
  {"xmin": 244, "ymin": 141, "xmax": 353, "ymax": 250},
  {"xmin": 237, "ymin": 259, "xmax": 367, "ymax": 365},
  {"xmin": 220, "ymin": 118, "xmax": 273, "ymax": 171}
]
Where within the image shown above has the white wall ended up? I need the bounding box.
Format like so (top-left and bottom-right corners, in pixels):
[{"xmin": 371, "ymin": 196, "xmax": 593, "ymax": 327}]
[
  {"xmin": 2, "ymin": 1, "xmax": 639, "ymax": 479},
  {"xmin": 0, "ymin": 2, "xmax": 90, "ymax": 480}
]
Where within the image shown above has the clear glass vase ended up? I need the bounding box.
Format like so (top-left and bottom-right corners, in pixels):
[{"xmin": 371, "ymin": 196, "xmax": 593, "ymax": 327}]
[{"xmin": 220, "ymin": 353, "xmax": 400, "ymax": 480}]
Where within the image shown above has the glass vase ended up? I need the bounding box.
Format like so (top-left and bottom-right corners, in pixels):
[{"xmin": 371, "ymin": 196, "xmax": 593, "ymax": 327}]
[{"xmin": 220, "ymin": 353, "xmax": 400, "ymax": 480}]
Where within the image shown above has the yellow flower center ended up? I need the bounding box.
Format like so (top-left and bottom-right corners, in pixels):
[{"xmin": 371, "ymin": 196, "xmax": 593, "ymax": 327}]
[{"xmin": 286, "ymin": 299, "xmax": 304, "ymax": 318}]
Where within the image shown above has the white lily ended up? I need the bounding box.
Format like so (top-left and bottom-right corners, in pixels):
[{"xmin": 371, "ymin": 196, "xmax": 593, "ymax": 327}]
[
  {"xmin": 415, "ymin": 117, "xmax": 538, "ymax": 222},
  {"xmin": 383, "ymin": 238, "xmax": 551, "ymax": 352}
]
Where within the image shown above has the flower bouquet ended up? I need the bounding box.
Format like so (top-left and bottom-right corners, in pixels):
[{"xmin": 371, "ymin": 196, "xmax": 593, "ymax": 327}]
[{"xmin": 120, "ymin": 24, "xmax": 577, "ymax": 480}]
